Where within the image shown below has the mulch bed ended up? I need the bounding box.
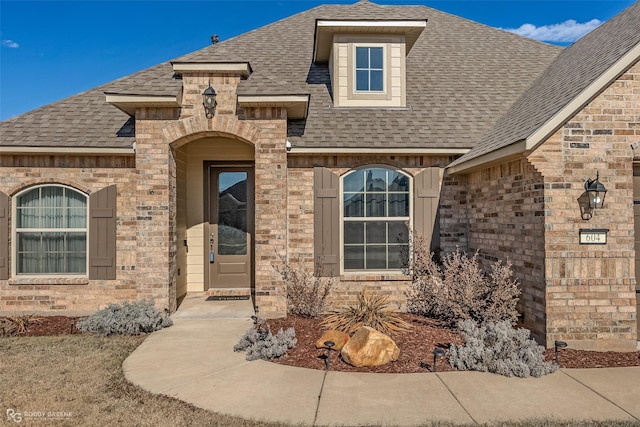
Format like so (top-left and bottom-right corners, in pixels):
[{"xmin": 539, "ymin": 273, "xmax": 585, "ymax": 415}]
[
  {"xmin": 1, "ymin": 316, "xmax": 82, "ymax": 337},
  {"xmin": 3, "ymin": 314, "xmax": 639, "ymax": 372},
  {"xmin": 266, "ymin": 314, "xmax": 640, "ymax": 372}
]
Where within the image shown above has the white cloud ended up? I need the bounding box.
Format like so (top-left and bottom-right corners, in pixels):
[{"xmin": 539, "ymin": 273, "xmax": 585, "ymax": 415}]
[
  {"xmin": 2, "ymin": 39, "xmax": 20, "ymax": 48},
  {"xmin": 503, "ymin": 19, "xmax": 602, "ymax": 43}
]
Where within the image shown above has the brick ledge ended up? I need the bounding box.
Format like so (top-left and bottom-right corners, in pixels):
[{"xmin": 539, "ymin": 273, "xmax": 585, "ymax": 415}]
[
  {"xmin": 8, "ymin": 278, "xmax": 90, "ymax": 286},
  {"xmin": 340, "ymin": 273, "xmax": 409, "ymax": 282}
]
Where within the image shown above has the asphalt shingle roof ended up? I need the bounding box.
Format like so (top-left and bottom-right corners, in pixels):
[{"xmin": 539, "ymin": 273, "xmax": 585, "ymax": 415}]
[
  {"xmin": 1, "ymin": 1, "xmax": 560, "ymax": 150},
  {"xmin": 451, "ymin": 1, "xmax": 640, "ymax": 168}
]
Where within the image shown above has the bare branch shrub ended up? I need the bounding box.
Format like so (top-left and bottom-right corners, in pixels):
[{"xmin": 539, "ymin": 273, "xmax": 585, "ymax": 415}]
[
  {"xmin": 0, "ymin": 313, "xmax": 44, "ymax": 336},
  {"xmin": 404, "ymin": 236, "xmax": 520, "ymax": 326},
  {"xmin": 274, "ymin": 255, "xmax": 334, "ymax": 318},
  {"xmin": 322, "ymin": 288, "xmax": 412, "ymax": 335}
]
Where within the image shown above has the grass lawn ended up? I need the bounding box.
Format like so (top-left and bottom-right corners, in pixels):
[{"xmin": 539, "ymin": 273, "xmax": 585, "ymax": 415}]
[
  {"xmin": 1, "ymin": 335, "xmax": 639, "ymax": 427},
  {"xmin": 1, "ymin": 335, "xmax": 286, "ymax": 427}
]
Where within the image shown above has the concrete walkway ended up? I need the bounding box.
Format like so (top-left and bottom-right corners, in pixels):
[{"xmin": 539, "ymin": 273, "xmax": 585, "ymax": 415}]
[{"xmin": 123, "ymin": 293, "xmax": 640, "ymax": 426}]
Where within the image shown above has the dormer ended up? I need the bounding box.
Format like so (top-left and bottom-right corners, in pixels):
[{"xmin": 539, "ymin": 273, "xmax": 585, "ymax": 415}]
[{"xmin": 313, "ymin": 20, "xmax": 426, "ymax": 108}]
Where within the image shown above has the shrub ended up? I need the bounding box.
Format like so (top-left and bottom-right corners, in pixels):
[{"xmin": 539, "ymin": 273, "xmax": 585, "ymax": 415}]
[
  {"xmin": 449, "ymin": 320, "xmax": 557, "ymax": 378},
  {"xmin": 76, "ymin": 299, "xmax": 173, "ymax": 336},
  {"xmin": 233, "ymin": 324, "xmax": 297, "ymax": 361},
  {"xmin": 404, "ymin": 239, "xmax": 520, "ymax": 326},
  {"xmin": 274, "ymin": 255, "xmax": 334, "ymax": 318},
  {"xmin": 322, "ymin": 288, "xmax": 411, "ymax": 335},
  {"xmin": 0, "ymin": 313, "xmax": 44, "ymax": 336}
]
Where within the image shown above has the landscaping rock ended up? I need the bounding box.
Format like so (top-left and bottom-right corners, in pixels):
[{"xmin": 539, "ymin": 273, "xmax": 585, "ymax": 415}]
[
  {"xmin": 340, "ymin": 326, "xmax": 400, "ymax": 367},
  {"xmin": 316, "ymin": 330, "xmax": 350, "ymax": 351}
]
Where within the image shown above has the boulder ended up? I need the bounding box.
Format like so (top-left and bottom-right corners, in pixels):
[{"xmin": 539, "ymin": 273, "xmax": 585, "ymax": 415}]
[
  {"xmin": 340, "ymin": 326, "xmax": 400, "ymax": 367},
  {"xmin": 316, "ymin": 330, "xmax": 350, "ymax": 352}
]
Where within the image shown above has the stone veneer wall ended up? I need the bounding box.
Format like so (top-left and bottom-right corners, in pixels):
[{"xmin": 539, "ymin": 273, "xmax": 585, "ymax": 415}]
[
  {"xmin": 0, "ymin": 155, "xmax": 138, "ymax": 312},
  {"xmin": 464, "ymin": 160, "xmax": 547, "ymax": 341},
  {"xmin": 526, "ymin": 61, "xmax": 640, "ymax": 351},
  {"xmin": 286, "ymin": 154, "xmax": 458, "ymax": 310}
]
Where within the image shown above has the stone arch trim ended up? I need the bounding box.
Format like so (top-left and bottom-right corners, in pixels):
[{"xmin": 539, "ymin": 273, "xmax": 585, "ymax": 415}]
[
  {"xmin": 8, "ymin": 179, "xmax": 92, "ymax": 197},
  {"xmin": 162, "ymin": 115, "xmax": 261, "ymax": 149}
]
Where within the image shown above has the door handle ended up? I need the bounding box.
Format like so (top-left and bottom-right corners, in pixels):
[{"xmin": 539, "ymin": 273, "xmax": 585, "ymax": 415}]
[{"xmin": 209, "ymin": 233, "xmax": 215, "ymax": 263}]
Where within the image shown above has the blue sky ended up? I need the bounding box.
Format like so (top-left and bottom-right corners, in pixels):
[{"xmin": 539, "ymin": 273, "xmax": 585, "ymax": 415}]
[{"xmin": 0, "ymin": 0, "xmax": 635, "ymax": 121}]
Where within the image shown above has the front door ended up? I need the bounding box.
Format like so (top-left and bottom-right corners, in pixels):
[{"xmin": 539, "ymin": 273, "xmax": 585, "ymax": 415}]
[{"xmin": 208, "ymin": 166, "xmax": 254, "ymax": 289}]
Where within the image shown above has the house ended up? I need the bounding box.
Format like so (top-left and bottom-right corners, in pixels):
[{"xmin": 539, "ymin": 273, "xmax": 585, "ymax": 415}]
[{"xmin": 1, "ymin": 0, "xmax": 638, "ymax": 351}]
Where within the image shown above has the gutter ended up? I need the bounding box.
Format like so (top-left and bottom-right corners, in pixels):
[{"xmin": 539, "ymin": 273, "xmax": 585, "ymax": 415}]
[
  {"xmin": 0, "ymin": 146, "xmax": 135, "ymax": 155},
  {"xmin": 288, "ymin": 147, "xmax": 469, "ymax": 155}
]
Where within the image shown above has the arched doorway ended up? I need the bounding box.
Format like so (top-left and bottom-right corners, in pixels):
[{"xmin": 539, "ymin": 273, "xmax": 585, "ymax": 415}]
[{"xmin": 174, "ymin": 135, "xmax": 255, "ymax": 298}]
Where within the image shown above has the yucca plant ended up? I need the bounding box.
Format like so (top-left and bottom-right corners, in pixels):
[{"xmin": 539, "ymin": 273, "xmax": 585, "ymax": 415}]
[{"xmin": 322, "ymin": 288, "xmax": 412, "ymax": 335}]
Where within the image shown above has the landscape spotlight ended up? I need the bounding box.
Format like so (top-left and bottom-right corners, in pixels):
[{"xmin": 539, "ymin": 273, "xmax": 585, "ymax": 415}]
[{"xmin": 433, "ymin": 347, "xmax": 446, "ymax": 372}]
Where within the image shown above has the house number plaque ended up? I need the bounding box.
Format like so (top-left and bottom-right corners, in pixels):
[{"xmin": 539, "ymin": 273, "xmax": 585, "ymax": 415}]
[{"xmin": 579, "ymin": 229, "xmax": 609, "ymax": 245}]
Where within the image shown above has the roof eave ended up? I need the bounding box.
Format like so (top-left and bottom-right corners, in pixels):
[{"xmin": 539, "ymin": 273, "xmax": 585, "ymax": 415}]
[
  {"xmin": 447, "ymin": 141, "xmax": 527, "ymax": 175},
  {"xmin": 105, "ymin": 93, "xmax": 181, "ymax": 116},
  {"xmin": 288, "ymin": 147, "xmax": 469, "ymax": 155},
  {"xmin": 171, "ymin": 62, "xmax": 252, "ymax": 76},
  {"xmin": 313, "ymin": 19, "xmax": 427, "ymax": 63},
  {"xmin": 450, "ymin": 41, "xmax": 640, "ymax": 175},
  {"xmin": 525, "ymin": 41, "xmax": 640, "ymax": 152},
  {"xmin": 237, "ymin": 94, "xmax": 310, "ymax": 119},
  {"xmin": 0, "ymin": 146, "xmax": 135, "ymax": 155}
]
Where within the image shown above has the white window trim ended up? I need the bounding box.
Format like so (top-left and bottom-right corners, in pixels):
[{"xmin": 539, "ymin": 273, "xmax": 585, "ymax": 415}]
[
  {"xmin": 349, "ymin": 42, "xmax": 390, "ymax": 100},
  {"xmin": 353, "ymin": 45, "xmax": 386, "ymax": 94},
  {"xmin": 12, "ymin": 184, "xmax": 90, "ymax": 278},
  {"xmin": 340, "ymin": 166, "xmax": 413, "ymax": 274}
]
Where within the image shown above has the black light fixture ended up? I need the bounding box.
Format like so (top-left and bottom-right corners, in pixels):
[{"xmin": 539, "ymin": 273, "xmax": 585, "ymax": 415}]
[
  {"xmin": 433, "ymin": 347, "xmax": 445, "ymax": 372},
  {"xmin": 554, "ymin": 340, "xmax": 568, "ymax": 365},
  {"xmin": 202, "ymin": 82, "xmax": 217, "ymax": 118},
  {"xmin": 323, "ymin": 341, "xmax": 335, "ymax": 370},
  {"xmin": 584, "ymin": 172, "xmax": 607, "ymax": 210}
]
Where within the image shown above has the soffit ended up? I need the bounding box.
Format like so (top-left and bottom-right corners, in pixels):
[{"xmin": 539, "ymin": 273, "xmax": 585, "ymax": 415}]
[{"xmin": 313, "ymin": 20, "xmax": 427, "ymax": 62}]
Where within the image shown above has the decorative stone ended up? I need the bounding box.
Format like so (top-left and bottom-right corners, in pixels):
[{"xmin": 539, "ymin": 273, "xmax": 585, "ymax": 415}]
[
  {"xmin": 340, "ymin": 326, "xmax": 400, "ymax": 367},
  {"xmin": 316, "ymin": 330, "xmax": 350, "ymax": 351}
]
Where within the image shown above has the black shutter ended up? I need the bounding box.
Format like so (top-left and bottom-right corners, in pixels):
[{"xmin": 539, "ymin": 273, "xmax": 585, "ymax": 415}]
[
  {"xmin": 414, "ymin": 168, "xmax": 441, "ymax": 251},
  {"xmin": 314, "ymin": 167, "xmax": 339, "ymax": 277},
  {"xmin": 0, "ymin": 191, "xmax": 8, "ymax": 280},
  {"xmin": 89, "ymin": 185, "xmax": 117, "ymax": 280}
]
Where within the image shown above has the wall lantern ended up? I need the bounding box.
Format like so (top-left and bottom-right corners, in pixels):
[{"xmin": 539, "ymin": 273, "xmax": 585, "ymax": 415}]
[
  {"xmin": 202, "ymin": 83, "xmax": 217, "ymax": 118},
  {"xmin": 584, "ymin": 171, "xmax": 607, "ymax": 210}
]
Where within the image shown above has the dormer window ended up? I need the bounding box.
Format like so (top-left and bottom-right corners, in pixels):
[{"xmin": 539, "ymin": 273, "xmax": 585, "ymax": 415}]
[
  {"xmin": 355, "ymin": 46, "xmax": 384, "ymax": 92},
  {"xmin": 313, "ymin": 19, "xmax": 426, "ymax": 108}
]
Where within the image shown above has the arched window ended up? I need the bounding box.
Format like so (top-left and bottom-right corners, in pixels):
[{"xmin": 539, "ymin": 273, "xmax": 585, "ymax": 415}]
[
  {"xmin": 14, "ymin": 185, "xmax": 88, "ymax": 275},
  {"xmin": 342, "ymin": 167, "xmax": 410, "ymax": 271}
]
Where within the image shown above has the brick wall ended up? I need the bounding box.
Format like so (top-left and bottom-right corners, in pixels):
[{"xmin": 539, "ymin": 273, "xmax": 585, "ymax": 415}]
[
  {"xmin": 464, "ymin": 159, "xmax": 547, "ymax": 341},
  {"xmin": 135, "ymin": 107, "xmax": 181, "ymax": 312},
  {"xmin": 459, "ymin": 61, "xmax": 639, "ymax": 350},
  {"xmin": 286, "ymin": 154, "xmax": 456, "ymax": 310},
  {"xmin": 0, "ymin": 155, "xmax": 138, "ymax": 312},
  {"xmin": 526, "ymin": 61, "xmax": 640, "ymax": 351},
  {"xmin": 159, "ymin": 73, "xmax": 289, "ymax": 318}
]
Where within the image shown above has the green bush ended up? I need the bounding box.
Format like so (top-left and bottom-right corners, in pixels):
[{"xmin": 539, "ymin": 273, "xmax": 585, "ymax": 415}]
[
  {"xmin": 449, "ymin": 320, "xmax": 557, "ymax": 378},
  {"xmin": 76, "ymin": 299, "xmax": 173, "ymax": 336},
  {"xmin": 405, "ymin": 239, "xmax": 520, "ymax": 326}
]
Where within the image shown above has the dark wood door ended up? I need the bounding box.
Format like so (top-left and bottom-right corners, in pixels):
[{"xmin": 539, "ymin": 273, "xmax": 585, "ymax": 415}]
[{"xmin": 208, "ymin": 167, "xmax": 254, "ymax": 289}]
